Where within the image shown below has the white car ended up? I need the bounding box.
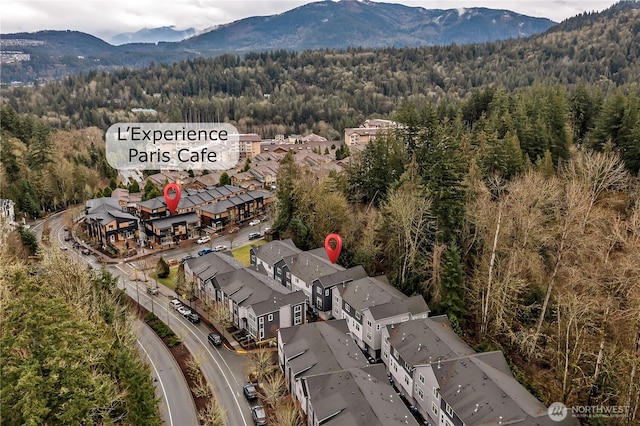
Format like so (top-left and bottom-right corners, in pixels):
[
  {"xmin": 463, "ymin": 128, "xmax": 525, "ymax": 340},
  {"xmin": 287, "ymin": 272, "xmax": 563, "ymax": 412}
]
[
  {"xmin": 177, "ymin": 306, "xmax": 191, "ymax": 316},
  {"xmin": 249, "ymin": 219, "xmax": 261, "ymax": 226},
  {"xmin": 197, "ymin": 235, "xmax": 211, "ymax": 244},
  {"xmin": 213, "ymin": 245, "xmax": 227, "ymax": 252},
  {"xmin": 170, "ymin": 299, "xmax": 182, "ymax": 310}
]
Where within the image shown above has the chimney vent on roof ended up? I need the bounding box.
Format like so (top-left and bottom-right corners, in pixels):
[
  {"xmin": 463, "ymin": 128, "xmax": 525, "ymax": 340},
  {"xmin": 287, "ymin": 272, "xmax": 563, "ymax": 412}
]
[
  {"xmin": 402, "ymin": 333, "xmax": 406, "ymax": 341},
  {"xmin": 474, "ymin": 403, "xmax": 479, "ymax": 413},
  {"xmin": 457, "ymin": 384, "xmax": 461, "ymax": 394},
  {"xmin": 418, "ymin": 343, "xmax": 422, "ymax": 351},
  {"xmin": 437, "ymin": 359, "xmax": 441, "ymax": 369}
]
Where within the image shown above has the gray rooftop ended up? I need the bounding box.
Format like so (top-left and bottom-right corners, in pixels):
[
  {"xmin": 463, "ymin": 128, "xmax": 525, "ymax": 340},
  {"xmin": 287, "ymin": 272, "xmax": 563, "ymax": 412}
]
[
  {"xmin": 86, "ymin": 197, "xmax": 122, "ymax": 211},
  {"xmin": 214, "ymin": 267, "xmax": 290, "ymax": 307},
  {"xmin": 368, "ymin": 295, "xmax": 430, "ymax": 320},
  {"xmin": 434, "ymin": 352, "xmax": 575, "ymax": 425},
  {"xmin": 186, "ymin": 252, "xmax": 243, "ymax": 282},
  {"xmin": 252, "ymin": 239, "xmax": 302, "ymax": 267},
  {"xmin": 280, "ymin": 320, "xmax": 368, "ymax": 380},
  {"xmin": 139, "ymin": 184, "xmax": 245, "ymax": 211},
  {"xmin": 387, "ymin": 316, "xmax": 475, "ymax": 367},
  {"xmin": 250, "ymin": 290, "xmax": 307, "ymax": 316},
  {"xmin": 314, "ymin": 265, "xmax": 368, "ymax": 289},
  {"xmin": 147, "ymin": 212, "xmax": 199, "ymax": 230},
  {"xmin": 340, "ymin": 276, "xmax": 407, "ymax": 312},
  {"xmin": 303, "ymin": 364, "xmax": 419, "ymax": 426},
  {"xmin": 284, "ymin": 251, "xmax": 342, "ymax": 285}
]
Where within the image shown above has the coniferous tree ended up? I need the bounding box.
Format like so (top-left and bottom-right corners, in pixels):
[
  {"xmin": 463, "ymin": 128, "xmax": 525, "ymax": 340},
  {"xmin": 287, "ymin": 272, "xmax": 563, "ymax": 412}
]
[{"xmin": 439, "ymin": 240, "xmax": 466, "ymax": 333}]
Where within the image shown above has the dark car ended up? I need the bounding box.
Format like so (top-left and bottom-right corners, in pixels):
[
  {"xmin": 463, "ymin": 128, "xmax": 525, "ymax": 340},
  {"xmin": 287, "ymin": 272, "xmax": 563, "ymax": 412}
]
[
  {"xmin": 186, "ymin": 312, "xmax": 200, "ymax": 324},
  {"xmin": 251, "ymin": 405, "xmax": 267, "ymax": 425},
  {"xmin": 243, "ymin": 383, "xmax": 258, "ymax": 400},
  {"xmin": 182, "ymin": 254, "xmax": 195, "ymax": 262},
  {"xmin": 208, "ymin": 333, "xmax": 222, "ymax": 347},
  {"xmin": 198, "ymin": 247, "xmax": 213, "ymax": 256},
  {"xmin": 81, "ymin": 247, "xmax": 91, "ymax": 255},
  {"xmin": 248, "ymin": 232, "xmax": 262, "ymax": 240}
]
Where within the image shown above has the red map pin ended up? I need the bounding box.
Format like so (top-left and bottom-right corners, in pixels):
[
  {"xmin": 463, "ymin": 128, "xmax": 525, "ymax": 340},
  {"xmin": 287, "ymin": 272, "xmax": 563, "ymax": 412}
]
[
  {"xmin": 324, "ymin": 233, "xmax": 342, "ymax": 264},
  {"xmin": 164, "ymin": 183, "xmax": 181, "ymax": 215}
]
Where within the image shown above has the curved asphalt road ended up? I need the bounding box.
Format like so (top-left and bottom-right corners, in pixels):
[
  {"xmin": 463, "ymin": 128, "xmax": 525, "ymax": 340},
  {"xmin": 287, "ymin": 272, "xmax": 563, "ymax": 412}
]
[
  {"xmin": 39, "ymin": 213, "xmax": 200, "ymax": 426},
  {"xmin": 135, "ymin": 319, "xmax": 199, "ymax": 426},
  {"xmin": 114, "ymin": 265, "xmax": 254, "ymax": 426}
]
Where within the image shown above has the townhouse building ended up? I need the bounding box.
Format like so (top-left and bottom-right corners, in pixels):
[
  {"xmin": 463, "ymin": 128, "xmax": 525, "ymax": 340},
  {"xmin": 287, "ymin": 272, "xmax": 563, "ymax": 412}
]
[
  {"xmin": 277, "ymin": 320, "xmax": 369, "ymax": 411},
  {"xmin": 381, "ymin": 317, "xmax": 576, "ymax": 426},
  {"xmin": 183, "ymin": 251, "xmax": 244, "ymax": 299},
  {"xmin": 302, "ymin": 364, "xmax": 419, "ymax": 426},
  {"xmin": 85, "ymin": 197, "xmax": 138, "ymax": 245},
  {"xmin": 250, "ymin": 239, "xmax": 302, "ymax": 286},
  {"xmin": 210, "ymin": 267, "xmax": 306, "ymax": 341},
  {"xmin": 332, "ymin": 276, "xmax": 430, "ymax": 359},
  {"xmin": 310, "ymin": 265, "xmax": 368, "ymax": 320}
]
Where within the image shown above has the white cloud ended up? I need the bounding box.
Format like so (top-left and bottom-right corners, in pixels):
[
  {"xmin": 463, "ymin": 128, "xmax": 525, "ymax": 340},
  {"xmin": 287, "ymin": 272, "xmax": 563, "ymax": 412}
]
[{"xmin": 0, "ymin": 0, "xmax": 620, "ymax": 40}]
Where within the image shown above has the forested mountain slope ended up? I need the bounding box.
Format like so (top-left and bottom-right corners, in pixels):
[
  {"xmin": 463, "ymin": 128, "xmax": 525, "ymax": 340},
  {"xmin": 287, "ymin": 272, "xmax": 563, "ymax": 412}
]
[{"xmin": 2, "ymin": 1, "xmax": 638, "ymax": 139}]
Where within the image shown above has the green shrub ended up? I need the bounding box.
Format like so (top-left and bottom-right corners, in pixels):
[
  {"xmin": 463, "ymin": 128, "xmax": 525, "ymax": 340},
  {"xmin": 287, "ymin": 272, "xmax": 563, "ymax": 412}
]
[{"xmin": 167, "ymin": 337, "xmax": 181, "ymax": 347}]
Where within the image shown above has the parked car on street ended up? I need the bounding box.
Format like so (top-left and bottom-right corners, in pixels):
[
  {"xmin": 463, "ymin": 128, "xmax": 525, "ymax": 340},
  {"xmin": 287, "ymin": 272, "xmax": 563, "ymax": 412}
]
[
  {"xmin": 182, "ymin": 254, "xmax": 194, "ymax": 262},
  {"xmin": 177, "ymin": 306, "xmax": 191, "ymax": 316},
  {"xmin": 186, "ymin": 312, "xmax": 200, "ymax": 323},
  {"xmin": 249, "ymin": 219, "xmax": 261, "ymax": 226},
  {"xmin": 170, "ymin": 299, "xmax": 182, "ymax": 310},
  {"xmin": 208, "ymin": 333, "xmax": 222, "ymax": 347},
  {"xmin": 251, "ymin": 405, "xmax": 267, "ymax": 425},
  {"xmin": 243, "ymin": 383, "xmax": 258, "ymax": 400},
  {"xmin": 213, "ymin": 245, "xmax": 227, "ymax": 252},
  {"xmin": 146, "ymin": 286, "xmax": 159, "ymax": 296},
  {"xmin": 198, "ymin": 247, "xmax": 213, "ymax": 256},
  {"xmin": 81, "ymin": 247, "xmax": 91, "ymax": 255},
  {"xmin": 248, "ymin": 232, "xmax": 262, "ymax": 240},
  {"xmin": 228, "ymin": 227, "xmax": 240, "ymax": 234},
  {"xmin": 197, "ymin": 235, "xmax": 211, "ymax": 244}
]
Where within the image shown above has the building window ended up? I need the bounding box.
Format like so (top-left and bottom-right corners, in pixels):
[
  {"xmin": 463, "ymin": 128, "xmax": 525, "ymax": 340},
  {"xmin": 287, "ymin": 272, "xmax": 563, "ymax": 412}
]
[
  {"xmin": 376, "ymin": 324, "xmax": 381, "ymax": 331},
  {"xmin": 367, "ymin": 320, "xmax": 372, "ymax": 327},
  {"xmin": 317, "ymin": 298, "xmax": 323, "ymax": 309},
  {"xmin": 417, "ymin": 388, "xmax": 424, "ymax": 400},
  {"xmin": 419, "ymin": 373, "xmax": 425, "ymax": 384},
  {"xmin": 433, "ymin": 387, "xmax": 440, "ymax": 399},
  {"xmin": 325, "ymin": 289, "xmax": 330, "ymax": 296},
  {"xmin": 401, "ymin": 316, "xmax": 409, "ymax": 322},
  {"xmin": 431, "ymin": 402, "xmax": 438, "ymax": 416},
  {"xmin": 344, "ymin": 304, "xmax": 350, "ymax": 313},
  {"xmin": 355, "ymin": 312, "xmax": 361, "ymax": 321},
  {"xmin": 259, "ymin": 329, "xmax": 264, "ymax": 339},
  {"xmin": 355, "ymin": 323, "xmax": 360, "ymax": 331},
  {"xmin": 366, "ymin": 332, "xmax": 372, "ymax": 341},
  {"xmin": 259, "ymin": 317, "xmax": 264, "ymax": 325},
  {"xmin": 294, "ymin": 305, "xmax": 302, "ymax": 313},
  {"xmin": 316, "ymin": 286, "xmax": 322, "ymax": 294},
  {"xmin": 445, "ymin": 403, "xmax": 453, "ymax": 417},
  {"xmin": 404, "ymin": 375, "xmax": 409, "ymax": 386},
  {"xmin": 268, "ymin": 314, "xmax": 273, "ymax": 321}
]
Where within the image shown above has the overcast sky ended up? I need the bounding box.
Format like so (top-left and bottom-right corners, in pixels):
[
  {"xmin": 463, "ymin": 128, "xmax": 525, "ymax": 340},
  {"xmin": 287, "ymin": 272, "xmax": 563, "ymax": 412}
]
[{"xmin": 1, "ymin": 0, "xmax": 620, "ymax": 40}]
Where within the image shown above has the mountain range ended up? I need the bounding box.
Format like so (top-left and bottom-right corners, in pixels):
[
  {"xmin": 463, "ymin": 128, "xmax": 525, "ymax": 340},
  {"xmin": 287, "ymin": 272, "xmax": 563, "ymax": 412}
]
[
  {"xmin": 0, "ymin": 0, "xmax": 555, "ymax": 83},
  {"xmin": 110, "ymin": 26, "xmax": 196, "ymax": 45}
]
